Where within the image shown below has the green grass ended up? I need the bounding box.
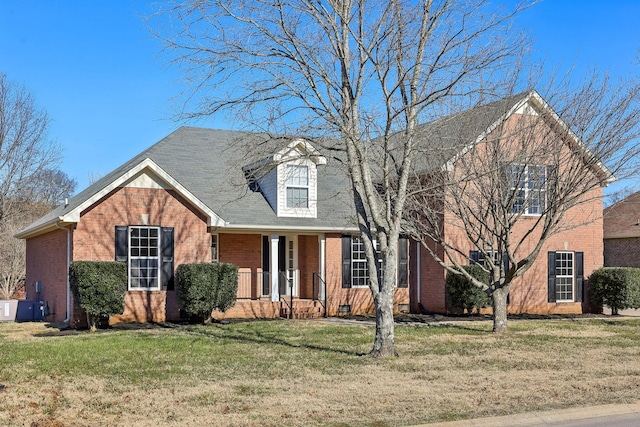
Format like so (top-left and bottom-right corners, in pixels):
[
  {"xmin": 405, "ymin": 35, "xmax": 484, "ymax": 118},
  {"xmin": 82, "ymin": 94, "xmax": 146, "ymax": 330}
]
[{"xmin": 1, "ymin": 317, "xmax": 640, "ymax": 426}]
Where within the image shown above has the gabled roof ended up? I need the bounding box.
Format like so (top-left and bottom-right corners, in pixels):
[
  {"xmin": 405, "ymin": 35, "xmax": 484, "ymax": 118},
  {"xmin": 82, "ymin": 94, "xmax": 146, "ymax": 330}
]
[
  {"xmin": 18, "ymin": 91, "xmax": 613, "ymax": 239},
  {"xmin": 17, "ymin": 128, "xmax": 356, "ymax": 239},
  {"xmin": 413, "ymin": 90, "xmax": 615, "ymax": 183}
]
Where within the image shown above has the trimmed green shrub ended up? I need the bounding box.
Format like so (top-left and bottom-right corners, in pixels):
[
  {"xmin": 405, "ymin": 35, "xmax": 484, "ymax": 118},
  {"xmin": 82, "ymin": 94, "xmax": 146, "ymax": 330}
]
[
  {"xmin": 216, "ymin": 262, "xmax": 239, "ymax": 312},
  {"xmin": 589, "ymin": 267, "xmax": 640, "ymax": 315},
  {"xmin": 176, "ymin": 263, "xmax": 239, "ymax": 322},
  {"xmin": 69, "ymin": 261, "xmax": 127, "ymax": 331},
  {"xmin": 446, "ymin": 265, "xmax": 491, "ymax": 314}
]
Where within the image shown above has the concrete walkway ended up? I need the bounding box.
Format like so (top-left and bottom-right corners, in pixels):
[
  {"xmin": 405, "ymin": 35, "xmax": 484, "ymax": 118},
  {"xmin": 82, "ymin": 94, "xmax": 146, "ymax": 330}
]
[{"xmin": 414, "ymin": 402, "xmax": 640, "ymax": 427}]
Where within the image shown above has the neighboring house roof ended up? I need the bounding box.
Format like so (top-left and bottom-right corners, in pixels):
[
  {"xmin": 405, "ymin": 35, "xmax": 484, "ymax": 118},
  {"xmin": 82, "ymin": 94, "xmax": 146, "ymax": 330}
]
[
  {"xmin": 17, "ymin": 90, "xmax": 613, "ymax": 239},
  {"xmin": 604, "ymin": 190, "xmax": 640, "ymax": 239}
]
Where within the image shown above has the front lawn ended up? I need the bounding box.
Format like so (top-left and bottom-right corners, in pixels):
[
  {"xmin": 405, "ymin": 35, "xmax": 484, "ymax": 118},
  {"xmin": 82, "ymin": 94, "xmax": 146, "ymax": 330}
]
[{"xmin": 1, "ymin": 317, "xmax": 639, "ymax": 426}]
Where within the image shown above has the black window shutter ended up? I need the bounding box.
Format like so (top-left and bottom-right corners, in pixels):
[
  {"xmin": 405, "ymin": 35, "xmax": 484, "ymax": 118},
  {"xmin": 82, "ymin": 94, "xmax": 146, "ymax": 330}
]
[
  {"xmin": 469, "ymin": 250, "xmax": 480, "ymax": 265},
  {"xmin": 161, "ymin": 227, "xmax": 174, "ymax": 291},
  {"xmin": 575, "ymin": 252, "xmax": 584, "ymax": 302},
  {"xmin": 115, "ymin": 226, "xmax": 128, "ymax": 262},
  {"xmin": 398, "ymin": 238, "xmax": 408, "ymax": 288},
  {"xmin": 342, "ymin": 236, "xmax": 352, "ymax": 288},
  {"xmin": 502, "ymin": 252, "xmax": 509, "ymax": 275},
  {"xmin": 548, "ymin": 251, "xmax": 557, "ymax": 303},
  {"xmin": 503, "ymin": 253, "xmax": 511, "ymax": 305}
]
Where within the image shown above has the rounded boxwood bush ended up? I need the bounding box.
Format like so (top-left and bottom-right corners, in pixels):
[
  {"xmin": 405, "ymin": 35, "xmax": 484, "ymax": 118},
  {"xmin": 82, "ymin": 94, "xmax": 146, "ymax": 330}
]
[
  {"xmin": 176, "ymin": 262, "xmax": 238, "ymax": 322},
  {"xmin": 69, "ymin": 261, "xmax": 127, "ymax": 331},
  {"xmin": 446, "ymin": 264, "xmax": 491, "ymax": 314},
  {"xmin": 589, "ymin": 267, "xmax": 640, "ymax": 314}
]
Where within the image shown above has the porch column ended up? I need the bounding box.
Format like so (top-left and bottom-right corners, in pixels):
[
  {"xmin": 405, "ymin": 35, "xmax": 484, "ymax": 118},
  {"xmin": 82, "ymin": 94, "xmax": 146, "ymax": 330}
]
[
  {"xmin": 319, "ymin": 234, "xmax": 326, "ymax": 300},
  {"xmin": 270, "ymin": 235, "xmax": 280, "ymax": 302}
]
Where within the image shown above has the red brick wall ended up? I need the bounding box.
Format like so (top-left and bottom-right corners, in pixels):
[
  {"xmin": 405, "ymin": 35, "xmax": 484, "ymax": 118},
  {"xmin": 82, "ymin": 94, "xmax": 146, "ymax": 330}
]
[
  {"xmin": 73, "ymin": 186, "xmax": 211, "ymax": 323},
  {"xmin": 298, "ymin": 235, "xmax": 319, "ymax": 299},
  {"xmin": 422, "ymin": 186, "xmax": 604, "ymax": 315},
  {"xmin": 218, "ymin": 233, "xmax": 262, "ymax": 269},
  {"xmin": 416, "ymin": 237, "xmax": 447, "ymax": 313},
  {"xmin": 25, "ymin": 228, "xmax": 70, "ymax": 323},
  {"xmin": 406, "ymin": 109, "xmax": 607, "ymax": 316},
  {"xmin": 324, "ymin": 233, "xmax": 410, "ymax": 316},
  {"xmin": 604, "ymin": 237, "xmax": 640, "ymax": 267}
]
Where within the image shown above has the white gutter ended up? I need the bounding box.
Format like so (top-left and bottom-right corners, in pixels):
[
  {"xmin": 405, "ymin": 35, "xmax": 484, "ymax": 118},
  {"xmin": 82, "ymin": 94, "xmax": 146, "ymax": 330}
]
[
  {"xmin": 220, "ymin": 224, "xmax": 360, "ymax": 233},
  {"xmin": 55, "ymin": 221, "xmax": 72, "ymax": 324}
]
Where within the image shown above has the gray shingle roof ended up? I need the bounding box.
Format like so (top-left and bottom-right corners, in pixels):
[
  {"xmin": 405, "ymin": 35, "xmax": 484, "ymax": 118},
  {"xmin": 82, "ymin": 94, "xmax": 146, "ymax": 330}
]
[
  {"xmin": 18, "ymin": 127, "xmax": 358, "ymax": 236},
  {"xmin": 18, "ymin": 92, "xmax": 542, "ymax": 238},
  {"xmin": 411, "ymin": 91, "xmax": 531, "ymax": 171}
]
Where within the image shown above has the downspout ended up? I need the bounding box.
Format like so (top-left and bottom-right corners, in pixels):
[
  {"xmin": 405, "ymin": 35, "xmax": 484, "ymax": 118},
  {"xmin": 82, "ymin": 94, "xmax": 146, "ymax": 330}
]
[
  {"xmin": 417, "ymin": 241, "xmax": 421, "ymax": 306},
  {"xmin": 55, "ymin": 221, "xmax": 72, "ymax": 324}
]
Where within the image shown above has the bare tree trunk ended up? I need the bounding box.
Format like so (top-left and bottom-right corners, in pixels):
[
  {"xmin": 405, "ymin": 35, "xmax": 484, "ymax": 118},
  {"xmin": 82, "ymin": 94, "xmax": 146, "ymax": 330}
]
[
  {"xmin": 370, "ymin": 287, "xmax": 398, "ymax": 357},
  {"xmin": 492, "ymin": 287, "xmax": 509, "ymax": 333}
]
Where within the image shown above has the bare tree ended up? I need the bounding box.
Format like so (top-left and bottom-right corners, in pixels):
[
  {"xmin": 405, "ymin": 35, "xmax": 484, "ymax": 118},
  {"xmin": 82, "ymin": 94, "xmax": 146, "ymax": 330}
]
[
  {"xmin": 0, "ymin": 74, "xmax": 76, "ymax": 299},
  {"xmin": 151, "ymin": 0, "xmax": 529, "ymax": 356},
  {"xmin": 405, "ymin": 77, "xmax": 640, "ymax": 333}
]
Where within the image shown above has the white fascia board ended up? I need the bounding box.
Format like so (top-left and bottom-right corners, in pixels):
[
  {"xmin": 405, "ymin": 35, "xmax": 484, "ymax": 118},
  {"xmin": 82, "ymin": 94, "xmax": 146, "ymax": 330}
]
[
  {"xmin": 527, "ymin": 91, "xmax": 616, "ymax": 185},
  {"xmin": 283, "ymin": 138, "xmax": 328, "ymax": 165},
  {"xmin": 61, "ymin": 158, "xmax": 226, "ymax": 227},
  {"xmin": 15, "ymin": 219, "xmax": 69, "ymax": 239},
  {"xmin": 245, "ymin": 138, "xmax": 328, "ymax": 171},
  {"xmin": 443, "ymin": 90, "xmax": 615, "ymax": 185},
  {"xmin": 217, "ymin": 224, "xmax": 359, "ymax": 233}
]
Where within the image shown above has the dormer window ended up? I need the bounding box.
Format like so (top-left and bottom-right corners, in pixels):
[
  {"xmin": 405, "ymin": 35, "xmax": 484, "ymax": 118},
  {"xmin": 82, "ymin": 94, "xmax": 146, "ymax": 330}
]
[
  {"xmin": 286, "ymin": 165, "xmax": 309, "ymax": 208},
  {"xmin": 242, "ymin": 138, "xmax": 327, "ymax": 219}
]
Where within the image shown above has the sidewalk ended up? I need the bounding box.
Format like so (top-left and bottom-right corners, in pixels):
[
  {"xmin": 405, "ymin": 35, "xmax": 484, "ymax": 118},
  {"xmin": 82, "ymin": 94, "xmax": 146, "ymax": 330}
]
[{"xmin": 415, "ymin": 402, "xmax": 640, "ymax": 427}]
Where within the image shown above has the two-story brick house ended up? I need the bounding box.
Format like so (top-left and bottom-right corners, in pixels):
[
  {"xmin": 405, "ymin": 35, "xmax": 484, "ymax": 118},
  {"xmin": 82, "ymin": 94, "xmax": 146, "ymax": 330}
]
[{"xmin": 17, "ymin": 91, "xmax": 608, "ymax": 326}]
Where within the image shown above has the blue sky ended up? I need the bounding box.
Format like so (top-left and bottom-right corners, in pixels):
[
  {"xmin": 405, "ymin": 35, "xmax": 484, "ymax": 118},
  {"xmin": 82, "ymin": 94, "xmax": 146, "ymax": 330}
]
[{"xmin": 1, "ymin": 0, "xmax": 638, "ymax": 194}]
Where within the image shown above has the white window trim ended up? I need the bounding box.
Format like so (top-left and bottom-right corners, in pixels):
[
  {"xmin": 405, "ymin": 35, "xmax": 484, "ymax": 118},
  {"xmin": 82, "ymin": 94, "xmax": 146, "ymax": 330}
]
[
  {"xmin": 350, "ymin": 237, "xmax": 382, "ymax": 288},
  {"xmin": 555, "ymin": 251, "xmax": 574, "ymax": 302},
  {"xmin": 509, "ymin": 164, "xmax": 547, "ymax": 216},
  {"xmin": 285, "ymin": 164, "xmax": 309, "ymax": 209},
  {"xmin": 477, "ymin": 250, "xmax": 500, "ymax": 267},
  {"xmin": 128, "ymin": 225, "xmax": 161, "ymax": 291},
  {"xmin": 277, "ymin": 160, "xmax": 317, "ymax": 218}
]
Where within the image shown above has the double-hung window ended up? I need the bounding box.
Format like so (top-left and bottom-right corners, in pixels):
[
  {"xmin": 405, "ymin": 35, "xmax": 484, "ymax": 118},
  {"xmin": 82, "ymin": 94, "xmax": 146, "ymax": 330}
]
[
  {"xmin": 342, "ymin": 236, "xmax": 408, "ymax": 288},
  {"xmin": 285, "ymin": 165, "xmax": 309, "ymax": 208},
  {"xmin": 129, "ymin": 226, "xmax": 160, "ymax": 290},
  {"xmin": 554, "ymin": 251, "xmax": 574, "ymax": 302},
  {"xmin": 351, "ymin": 237, "xmax": 376, "ymax": 287},
  {"xmin": 548, "ymin": 251, "xmax": 583, "ymax": 303},
  {"xmin": 507, "ymin": 164, "xmax": 546, "ymax": 215},
  {"xmin": 115, "ymin": 225, "xmax": 174, "ymax": 291}
]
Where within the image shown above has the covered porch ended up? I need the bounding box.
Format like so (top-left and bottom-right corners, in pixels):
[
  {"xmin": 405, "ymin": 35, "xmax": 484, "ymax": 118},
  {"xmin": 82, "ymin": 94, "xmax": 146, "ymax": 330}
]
[{"xmin": 215, "ymin": 232, "xmax": 328, "ymax": 319}]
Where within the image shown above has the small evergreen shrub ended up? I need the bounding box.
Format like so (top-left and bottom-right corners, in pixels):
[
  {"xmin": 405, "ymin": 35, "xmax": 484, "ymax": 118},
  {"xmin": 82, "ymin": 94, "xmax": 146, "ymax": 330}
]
[
  {"xmin": 69, "ymin": 261, "xmax": 127, "ymax": 331},
  {"xmin": 446, "ymin": 265, "xmax": 491, "ymax": 314},
  {"xmin": 216, "ymin": 262, "xmax": 239, "ymax": 313},
  {"xmin": 589, "ymin": 267, "xmax": 640, "ymax": 315},
  {"xmin": 176, "ymin": 263, "xmax": 238, "ymax": 322}
]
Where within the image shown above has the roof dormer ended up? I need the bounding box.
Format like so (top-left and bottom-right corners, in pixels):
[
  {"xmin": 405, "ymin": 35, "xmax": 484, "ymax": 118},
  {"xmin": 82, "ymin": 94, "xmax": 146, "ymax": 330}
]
[{"xmin": 243, "ymin": 138, "xmax": 327, "ymax": 218}]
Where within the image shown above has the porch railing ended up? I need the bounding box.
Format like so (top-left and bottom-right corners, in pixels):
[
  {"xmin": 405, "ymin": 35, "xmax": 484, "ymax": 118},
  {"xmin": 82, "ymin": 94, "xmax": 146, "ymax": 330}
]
[
  {"xmin": 236, "ymin": 269, "xmax": 299, "ymax": 300},
  {"xmin": 237, "ymin": 269, "xmax": 325, "ymax": 316},
  {"xmin": 237, "ymin": 269, "xmax": 264, "ymax": 299}
]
